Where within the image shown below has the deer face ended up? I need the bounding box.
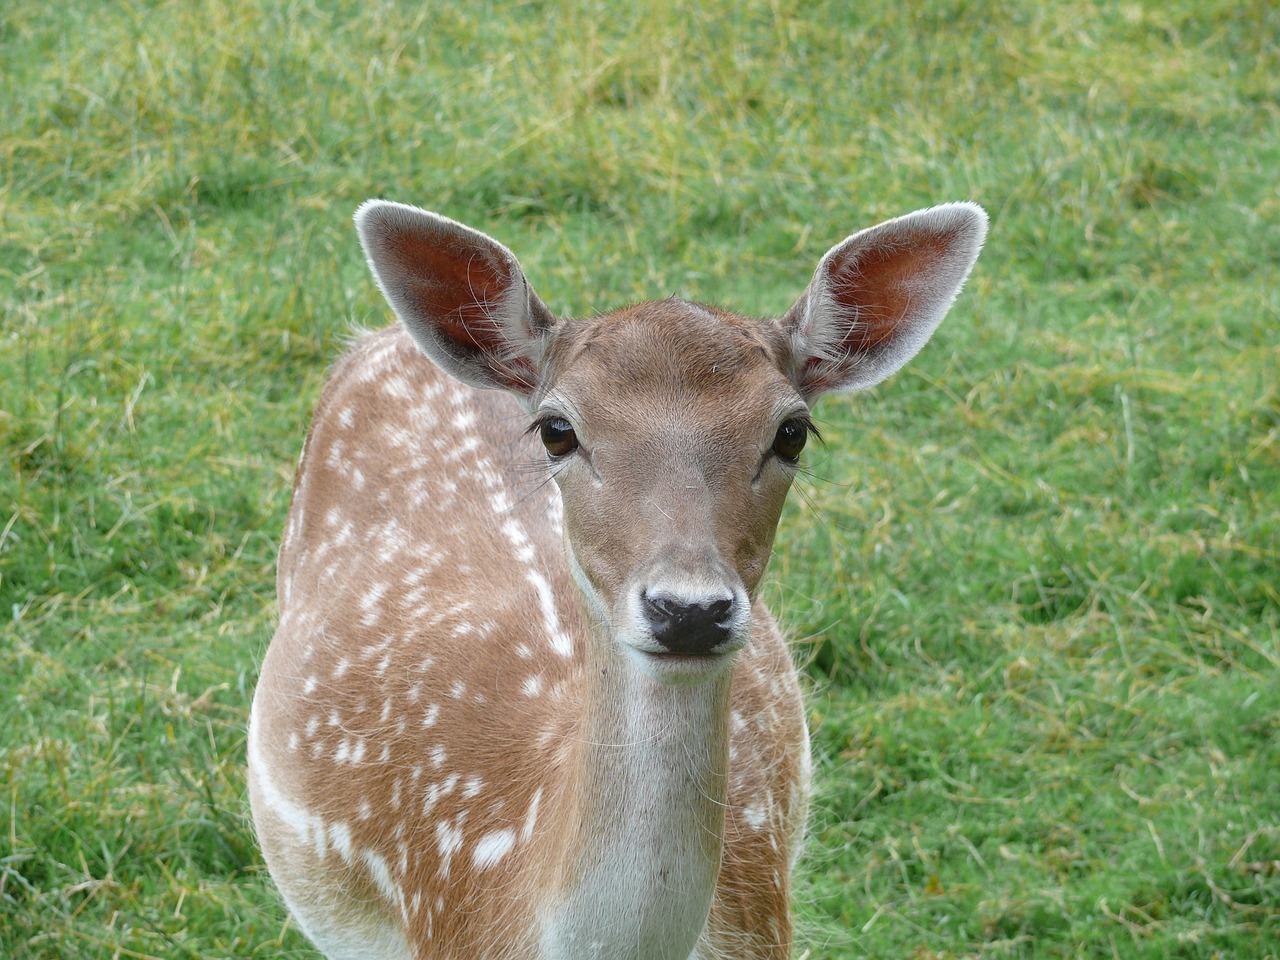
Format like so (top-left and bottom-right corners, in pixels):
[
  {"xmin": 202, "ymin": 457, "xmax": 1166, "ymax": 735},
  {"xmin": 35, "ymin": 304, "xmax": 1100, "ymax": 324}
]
[
  {"xmin": 530, "ymin": 299, "xmax": 810, "ymax": 681},
  {"xmin": 354, "ymin": 200, "xmax": 987, "ymax": 685}
]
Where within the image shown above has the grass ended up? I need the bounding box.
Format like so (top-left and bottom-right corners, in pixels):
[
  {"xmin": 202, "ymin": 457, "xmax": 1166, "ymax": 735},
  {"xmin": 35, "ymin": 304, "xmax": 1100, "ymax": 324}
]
[{"xmin": 1, "ymin": 0, "xmax": 1277, "ymax": 956}]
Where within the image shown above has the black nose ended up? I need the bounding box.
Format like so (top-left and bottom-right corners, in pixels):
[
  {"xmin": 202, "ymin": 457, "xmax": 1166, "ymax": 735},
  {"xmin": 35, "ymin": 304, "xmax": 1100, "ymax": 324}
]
[{"xmin": 640, "ymin": 593, "xmax": 735, "ymax": 655}]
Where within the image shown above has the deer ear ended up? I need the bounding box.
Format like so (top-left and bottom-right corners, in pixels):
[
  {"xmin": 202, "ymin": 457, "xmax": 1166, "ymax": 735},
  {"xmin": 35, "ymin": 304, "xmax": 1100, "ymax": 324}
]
[
  {"xmin": 780, "ymin": 202, "xmax": 988, "ymax": 398},
  {"xmin": 355, "ymin": 200, "xmax": 557, "ymax": 397}
]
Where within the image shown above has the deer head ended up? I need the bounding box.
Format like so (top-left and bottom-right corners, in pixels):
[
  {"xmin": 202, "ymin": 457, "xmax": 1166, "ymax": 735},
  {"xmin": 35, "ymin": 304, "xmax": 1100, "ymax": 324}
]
[{"xmin": 354, "ymin": 200, "xmax": 987, "ymax": 685}]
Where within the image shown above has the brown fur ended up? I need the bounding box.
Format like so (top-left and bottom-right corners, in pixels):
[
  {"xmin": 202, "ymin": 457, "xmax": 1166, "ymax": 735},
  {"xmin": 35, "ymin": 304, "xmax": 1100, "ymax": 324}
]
[{"xmin": 251, "ymin": 319, "xmax": 807, "ymax": 959}]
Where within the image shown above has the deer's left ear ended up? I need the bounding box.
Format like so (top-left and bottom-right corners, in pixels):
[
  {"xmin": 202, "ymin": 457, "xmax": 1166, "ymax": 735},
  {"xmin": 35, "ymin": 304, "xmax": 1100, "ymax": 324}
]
[{"xmin": 779, "ymin": 202, "xmax": 988, "ymax": 398}]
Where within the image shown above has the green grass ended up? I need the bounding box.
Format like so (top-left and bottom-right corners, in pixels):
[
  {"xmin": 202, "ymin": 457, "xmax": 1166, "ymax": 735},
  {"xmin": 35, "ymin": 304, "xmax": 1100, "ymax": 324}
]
[{"xmin": 2, "ymin": 0, "xmax": 1277, "ymax": 956}]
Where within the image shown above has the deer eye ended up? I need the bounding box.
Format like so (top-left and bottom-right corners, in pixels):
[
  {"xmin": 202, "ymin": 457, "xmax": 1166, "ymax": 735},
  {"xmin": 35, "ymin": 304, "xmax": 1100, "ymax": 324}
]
[
  {"xmin": 539, "ymin": 417, "xmax": 579, "ymax": 458},
  {"xmin": 772, "ymin": 418, "xmax": 809, "ymax": 463}
]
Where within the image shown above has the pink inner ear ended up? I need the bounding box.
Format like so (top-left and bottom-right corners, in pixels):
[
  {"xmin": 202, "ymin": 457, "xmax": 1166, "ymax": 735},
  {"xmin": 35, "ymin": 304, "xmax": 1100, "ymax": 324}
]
[
  {"xmin": 389, "ymin": 228, "xmax": 536, "ymax": 388},
  {"xmin": 824, "ymin": 226, "xmax": 962, "ymax": 352}
]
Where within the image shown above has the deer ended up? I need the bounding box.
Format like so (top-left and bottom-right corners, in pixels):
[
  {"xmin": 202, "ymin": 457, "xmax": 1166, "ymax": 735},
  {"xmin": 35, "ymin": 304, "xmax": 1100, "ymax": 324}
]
[{"xmin": 247, "ymin": 198, "xmax": 987, "ymax": 960}]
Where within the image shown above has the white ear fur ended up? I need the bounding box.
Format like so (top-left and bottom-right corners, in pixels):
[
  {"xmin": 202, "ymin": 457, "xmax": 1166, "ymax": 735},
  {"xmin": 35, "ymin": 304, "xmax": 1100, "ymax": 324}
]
[
  {"xmin": 354, "ymin": 200, "xmax": 555, "ymax": 396},
  {"xmin": 784, "ymin": 202, "xmax": 988, "ymax": 396}
]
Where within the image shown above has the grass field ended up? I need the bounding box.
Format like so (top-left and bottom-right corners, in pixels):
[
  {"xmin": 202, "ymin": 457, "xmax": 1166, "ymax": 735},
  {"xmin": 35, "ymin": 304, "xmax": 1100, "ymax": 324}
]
[{"xmin": 2, "ymin": 0, "xmax": 1277, "ymax": 956}]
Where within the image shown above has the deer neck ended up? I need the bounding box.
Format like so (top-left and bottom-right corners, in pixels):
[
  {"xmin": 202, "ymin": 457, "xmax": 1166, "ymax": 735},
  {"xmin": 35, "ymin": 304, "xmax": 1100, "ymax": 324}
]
[{"xmin": 542, "ymin": 619, "xmax": 733, "ymax": 960}]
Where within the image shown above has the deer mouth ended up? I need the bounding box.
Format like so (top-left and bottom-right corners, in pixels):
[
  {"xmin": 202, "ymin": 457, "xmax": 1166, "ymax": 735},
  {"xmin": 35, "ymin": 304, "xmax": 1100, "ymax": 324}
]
[{"xmin": 623, "ymin": 644, "xmax": 741, "ymax": 685}]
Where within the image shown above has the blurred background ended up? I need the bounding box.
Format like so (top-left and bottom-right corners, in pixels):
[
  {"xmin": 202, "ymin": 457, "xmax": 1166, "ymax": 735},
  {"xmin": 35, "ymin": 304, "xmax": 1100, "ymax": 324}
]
[{"xmin": 1, "ymin": 0, "xmax": 1276, "ymax": 956}]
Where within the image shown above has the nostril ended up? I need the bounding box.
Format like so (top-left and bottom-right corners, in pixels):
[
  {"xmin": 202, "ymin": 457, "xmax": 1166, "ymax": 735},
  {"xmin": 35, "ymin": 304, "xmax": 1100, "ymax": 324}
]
[
  {"xmin": 640, "ymin": 594, "xmax": 678, "ymax": 626},
  {"xmin": 705, "ymin": 598, "xmax": 732, "ymax": 624},
  {"xmin": 640, "ymin": 592, "xmax": 737, "ymax": 655}
]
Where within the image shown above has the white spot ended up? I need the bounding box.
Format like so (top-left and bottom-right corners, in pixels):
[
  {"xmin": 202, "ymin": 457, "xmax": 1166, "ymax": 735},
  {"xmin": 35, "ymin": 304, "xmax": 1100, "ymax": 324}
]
[
  {"xmin": 742, "ymin": 804, "xmax": 767, "ymax": 831},
  {"xmin": 522, "ymin": 788, "xmax": 543, "ymax": 841},
  {"xmin": 422, "ymin": 703, "xmax": 440, "ymax": 728},
  {"xmin": 303, "ymin": 676, "xmax": 318, "ymax": 695},
  {"xmin": 326, "ymin": 439, "xmax": 349, "ymax": 474},
  {"xmin": 361, "ymin": 847, "xmax": 401, "ymax": 906},
  {"xmin": 287, "ymin": 731, "xmax": 299, "ymax": 751},
  {"xmin": 472, "ymin": 829, "xmax": 516, "ymax": 869},
  {"xmin": 328, "ymin": 821, "xmax": 353, "ymax": 861},
  {"xmin": 383, "ymin": 423, "xmax": 411, "ymax": 448},
  {"xmin": 501, "ymin": 519, "xmax": 536, "ymax": 563},
  {"xmin": 451, "ymin": 680, "xmax": 466, "ymax": 699},
  {"xmin": 436, "ymin": 821, "xmax": 463, "ymax": 877},
  {"xmin": 359, "ymin": 582, "xmax": 389, "ymax": 625},
  {"xmin": 422, "ymin": 782, "xmax": 441, "ymax": 815},
  {"xmin": 382, "ymin": 374, "xmax": 414, "ymax": 399},
  {"xmin": 527, "ymin": 569, "xmax": 574, "ymax": 657},
  {"xmin": 431, "ymin": 745, "xmax": 447, "ymax": 768},
  {"xmin": 522, "ymin": 675, "xmax": 543, "ymax": 697},
  {"xmin": 333, "ymin": 658, "xmax": 350, "ymax": 678},
  {"xmin": 462, "ymin": 776, "xmax": 484, "ymax": 799}
]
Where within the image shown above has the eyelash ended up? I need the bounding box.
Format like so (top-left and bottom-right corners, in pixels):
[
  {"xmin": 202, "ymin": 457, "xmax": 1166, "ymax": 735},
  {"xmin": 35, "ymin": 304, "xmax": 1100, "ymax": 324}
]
[
  {"xmin": 772, "ymin": 415, "xmax": 819, "ymax": 464},
  {"xmin": 529, "ymin": 415, "xmax": 578, "ymax": 458}
]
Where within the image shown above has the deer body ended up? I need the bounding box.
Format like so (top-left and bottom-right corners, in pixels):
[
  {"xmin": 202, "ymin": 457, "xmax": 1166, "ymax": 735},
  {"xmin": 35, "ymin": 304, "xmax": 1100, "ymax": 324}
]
[{"xmin": 249, "ymin": 200, "xmax": 987, "ymax": 959}]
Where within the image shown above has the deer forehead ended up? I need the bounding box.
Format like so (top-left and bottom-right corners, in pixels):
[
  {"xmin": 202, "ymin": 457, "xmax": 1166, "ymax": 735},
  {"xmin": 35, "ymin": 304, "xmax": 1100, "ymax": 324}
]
[{"xmin": 541, "ymin": 299, "xmax": 801, "ymax": 436}]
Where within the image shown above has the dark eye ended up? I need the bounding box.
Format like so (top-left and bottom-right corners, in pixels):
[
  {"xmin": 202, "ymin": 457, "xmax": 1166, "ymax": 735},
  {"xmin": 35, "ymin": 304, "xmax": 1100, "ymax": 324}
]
[
  {"xmin": 539, "ymin": 417, "xmax": 579, "ymax": 458},
  {"xmin": 772, "ymin": 418, "xmax": 808, "ymax": 463}
]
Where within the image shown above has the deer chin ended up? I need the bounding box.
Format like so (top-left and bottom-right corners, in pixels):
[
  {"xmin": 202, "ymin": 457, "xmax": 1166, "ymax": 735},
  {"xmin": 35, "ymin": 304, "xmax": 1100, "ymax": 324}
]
[{"xmin": 621, "ymin": 643, "xmax": 741, "ymax": 687}]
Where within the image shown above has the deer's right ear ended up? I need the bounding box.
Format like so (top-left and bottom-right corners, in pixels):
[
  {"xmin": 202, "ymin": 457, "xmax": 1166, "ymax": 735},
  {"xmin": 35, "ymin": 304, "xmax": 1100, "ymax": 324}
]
[{"xmin": 355, "ymin": 200, "xmax": 558, "ymax": 397}]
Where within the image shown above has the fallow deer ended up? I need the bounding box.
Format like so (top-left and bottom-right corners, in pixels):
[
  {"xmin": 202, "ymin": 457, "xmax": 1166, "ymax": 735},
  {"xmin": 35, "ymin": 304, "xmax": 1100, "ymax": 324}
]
[{"xmin": 248, "ymin": 199, "xmax": 987, "ymax": 959}]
